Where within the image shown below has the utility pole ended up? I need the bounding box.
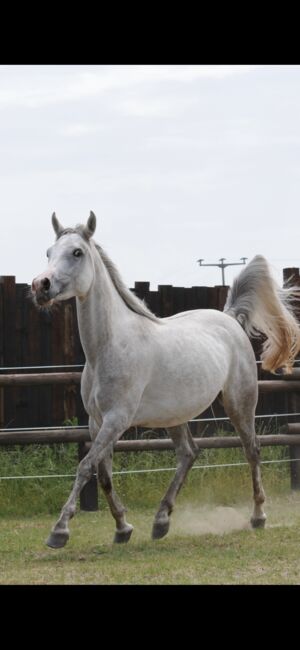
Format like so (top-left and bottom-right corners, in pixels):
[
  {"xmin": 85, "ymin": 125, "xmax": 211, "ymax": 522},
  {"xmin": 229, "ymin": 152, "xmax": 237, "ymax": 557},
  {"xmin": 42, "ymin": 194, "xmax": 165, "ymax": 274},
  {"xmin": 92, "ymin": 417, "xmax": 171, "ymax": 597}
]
[{"xmin": 197, "ymin": 257, "xmax": 248, "ymax": 286}]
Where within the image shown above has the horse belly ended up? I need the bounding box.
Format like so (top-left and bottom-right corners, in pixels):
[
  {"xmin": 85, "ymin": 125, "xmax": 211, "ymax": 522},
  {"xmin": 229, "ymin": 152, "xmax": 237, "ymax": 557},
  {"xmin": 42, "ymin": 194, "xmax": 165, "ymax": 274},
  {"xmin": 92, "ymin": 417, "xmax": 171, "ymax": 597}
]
[{"xmin": 132, "ymin": 372, "xmax": 224, "ymax": 428}]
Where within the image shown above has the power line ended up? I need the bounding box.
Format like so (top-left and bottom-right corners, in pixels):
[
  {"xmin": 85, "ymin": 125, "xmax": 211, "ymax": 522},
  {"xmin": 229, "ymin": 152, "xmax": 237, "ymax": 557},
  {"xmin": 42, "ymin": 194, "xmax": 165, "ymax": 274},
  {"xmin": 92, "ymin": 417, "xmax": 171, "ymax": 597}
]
[{"xmin": 197, "ymin": 257, "xmax": 247, "ymax": 285}]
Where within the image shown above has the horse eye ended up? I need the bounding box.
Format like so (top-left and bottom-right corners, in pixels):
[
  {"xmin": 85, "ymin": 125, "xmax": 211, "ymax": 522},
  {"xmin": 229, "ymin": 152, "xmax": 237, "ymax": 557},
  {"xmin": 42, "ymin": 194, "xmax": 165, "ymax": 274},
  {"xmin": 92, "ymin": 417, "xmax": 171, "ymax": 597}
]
[{"xmin": 73, "ymin": 249, "xmax": 83, "ymax": 257}]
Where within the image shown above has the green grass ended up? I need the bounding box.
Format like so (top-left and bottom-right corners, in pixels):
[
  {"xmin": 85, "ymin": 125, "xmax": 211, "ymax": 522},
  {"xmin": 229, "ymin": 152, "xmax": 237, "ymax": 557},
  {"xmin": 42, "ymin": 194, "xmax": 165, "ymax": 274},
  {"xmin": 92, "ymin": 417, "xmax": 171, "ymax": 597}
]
[
  {"xmin": 0, "ymin": 440, "xmax": 293, "ymax": 515},
  {"xmin": 1, "ymin": 495, "xmax": 300, "ymax": 584},
  {"xmin": 0, "ymin": 437, "xmax": 294, "ymax": 515},
  {"xmin": 0, "ymin": 438, "xmax": 299, "ymax": 584}
]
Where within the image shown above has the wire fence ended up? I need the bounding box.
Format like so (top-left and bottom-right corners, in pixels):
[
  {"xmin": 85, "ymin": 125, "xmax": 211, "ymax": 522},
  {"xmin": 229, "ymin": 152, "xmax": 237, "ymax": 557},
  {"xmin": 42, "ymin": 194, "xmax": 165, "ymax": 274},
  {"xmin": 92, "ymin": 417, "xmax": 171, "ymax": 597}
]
[{"xmin": 0, "ymin": 456, "xmax": 299, "ymax": 482}]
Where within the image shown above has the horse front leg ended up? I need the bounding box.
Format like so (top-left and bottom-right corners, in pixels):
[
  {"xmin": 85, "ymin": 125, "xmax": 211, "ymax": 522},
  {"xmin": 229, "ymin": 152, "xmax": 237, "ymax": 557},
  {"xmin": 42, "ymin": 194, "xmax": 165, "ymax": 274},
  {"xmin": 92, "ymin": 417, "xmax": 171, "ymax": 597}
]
[
  {"xmin": 88, "ymin": 417, "xmax": 133, "ymax": 543},
  {"xmin": 97, "ymin": 446, "xmax": 133, "ymax": 544},
  {"xmin": 46, "ymin": 412, "xmax": 131, "ymax": 549}
]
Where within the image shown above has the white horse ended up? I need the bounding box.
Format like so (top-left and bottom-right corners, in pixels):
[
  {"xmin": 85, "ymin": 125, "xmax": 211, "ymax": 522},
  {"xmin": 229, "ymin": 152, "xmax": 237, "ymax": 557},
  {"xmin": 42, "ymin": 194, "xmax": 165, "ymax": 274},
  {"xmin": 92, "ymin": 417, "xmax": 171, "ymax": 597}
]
[{"xmin": 31, "ymin": 212, "xmax": 300, "ymax": 548}]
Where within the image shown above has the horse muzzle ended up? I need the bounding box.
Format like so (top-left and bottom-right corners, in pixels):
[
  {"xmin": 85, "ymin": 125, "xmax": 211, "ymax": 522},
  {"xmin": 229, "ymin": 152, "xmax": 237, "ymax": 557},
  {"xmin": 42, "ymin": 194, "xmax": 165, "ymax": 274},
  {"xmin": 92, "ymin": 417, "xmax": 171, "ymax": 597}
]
[{"xmin": 31, "ymin": 275, "xmax": 55, "ymax": 306}]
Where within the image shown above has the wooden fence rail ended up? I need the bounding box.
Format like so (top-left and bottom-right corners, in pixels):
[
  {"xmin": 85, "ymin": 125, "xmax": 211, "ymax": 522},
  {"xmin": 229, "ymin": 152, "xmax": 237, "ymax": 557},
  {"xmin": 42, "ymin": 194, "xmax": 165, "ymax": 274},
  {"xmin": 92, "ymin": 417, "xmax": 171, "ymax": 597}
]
[
  {"xmin": 1, "ymin": 373, "xmax": 300, "ymax": 392},
  {"xmin": 0, "ymin": 372, "xmax": 81, "ymax": 386},
  {"xmin": 0, "ymin": 427, "xmax": 300, "ymax": 449}
]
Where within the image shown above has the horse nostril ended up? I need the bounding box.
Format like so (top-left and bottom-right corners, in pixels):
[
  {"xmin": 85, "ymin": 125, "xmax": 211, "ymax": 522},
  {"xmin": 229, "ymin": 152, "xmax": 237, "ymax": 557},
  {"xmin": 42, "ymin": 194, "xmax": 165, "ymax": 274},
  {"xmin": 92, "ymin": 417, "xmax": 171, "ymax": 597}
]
[{"xmin": 42, "ymin": 277, "xmax": 51, "ymax": 291}]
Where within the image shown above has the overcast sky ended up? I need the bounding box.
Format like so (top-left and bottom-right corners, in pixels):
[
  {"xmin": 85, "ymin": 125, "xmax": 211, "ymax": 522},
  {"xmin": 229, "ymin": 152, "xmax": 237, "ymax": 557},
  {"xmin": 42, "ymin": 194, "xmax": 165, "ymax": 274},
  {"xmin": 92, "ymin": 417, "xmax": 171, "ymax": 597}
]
[{"xmin": 1, "ymin": 64, "xmax": 299, "ymax": 289}]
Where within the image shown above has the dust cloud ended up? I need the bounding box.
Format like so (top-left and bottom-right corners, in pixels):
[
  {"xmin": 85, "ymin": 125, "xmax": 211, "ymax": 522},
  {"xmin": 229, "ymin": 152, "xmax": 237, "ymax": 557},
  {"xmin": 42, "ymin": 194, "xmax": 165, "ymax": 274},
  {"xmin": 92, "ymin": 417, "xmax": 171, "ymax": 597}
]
[{"xmin": 173, "ymin": 505, "xmax": 250, "ymax": 536}]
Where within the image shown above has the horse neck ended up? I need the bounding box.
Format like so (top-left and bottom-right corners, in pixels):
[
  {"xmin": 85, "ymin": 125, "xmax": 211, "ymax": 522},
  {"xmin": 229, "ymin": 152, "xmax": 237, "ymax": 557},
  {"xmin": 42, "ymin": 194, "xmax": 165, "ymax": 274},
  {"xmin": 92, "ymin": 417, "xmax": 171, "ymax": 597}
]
[{"xmin": 76, "ymin": 247, "xmax": 130, "ymax": 364}]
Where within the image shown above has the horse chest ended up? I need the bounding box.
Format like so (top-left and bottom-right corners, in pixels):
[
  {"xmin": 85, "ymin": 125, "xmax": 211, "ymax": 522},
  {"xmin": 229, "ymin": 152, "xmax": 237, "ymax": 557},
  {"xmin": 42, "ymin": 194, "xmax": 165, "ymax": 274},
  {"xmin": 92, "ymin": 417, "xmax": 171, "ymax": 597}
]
[{"xmin": 81, "ymin": 370, "xmax": 124, "ymax": 418}]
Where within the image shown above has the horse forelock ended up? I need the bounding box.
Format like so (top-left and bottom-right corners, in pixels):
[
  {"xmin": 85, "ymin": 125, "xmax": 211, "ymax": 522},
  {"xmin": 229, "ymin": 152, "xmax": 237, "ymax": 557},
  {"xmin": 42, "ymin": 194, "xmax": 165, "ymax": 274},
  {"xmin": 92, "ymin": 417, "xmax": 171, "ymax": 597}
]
[{"xmin": 55, "ymin": 225, "xmax": 91, "ymax": 241}]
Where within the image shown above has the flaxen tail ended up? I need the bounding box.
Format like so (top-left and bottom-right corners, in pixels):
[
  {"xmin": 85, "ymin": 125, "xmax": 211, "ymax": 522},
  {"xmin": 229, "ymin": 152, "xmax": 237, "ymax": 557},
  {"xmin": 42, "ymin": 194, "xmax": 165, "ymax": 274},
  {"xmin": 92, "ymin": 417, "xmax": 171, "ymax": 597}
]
[{"xmin": 224, "ymin": 255, "xmax": 300, "ymax": 374}]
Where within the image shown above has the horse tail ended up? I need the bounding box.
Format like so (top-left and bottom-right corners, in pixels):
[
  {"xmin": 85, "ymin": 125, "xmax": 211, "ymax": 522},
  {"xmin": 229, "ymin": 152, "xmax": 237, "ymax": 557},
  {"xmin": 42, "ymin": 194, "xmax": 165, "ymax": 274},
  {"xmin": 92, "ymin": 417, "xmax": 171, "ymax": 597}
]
[{"xmin": 223, "ymin": 255, "xmax": 300, "ymax": 374}]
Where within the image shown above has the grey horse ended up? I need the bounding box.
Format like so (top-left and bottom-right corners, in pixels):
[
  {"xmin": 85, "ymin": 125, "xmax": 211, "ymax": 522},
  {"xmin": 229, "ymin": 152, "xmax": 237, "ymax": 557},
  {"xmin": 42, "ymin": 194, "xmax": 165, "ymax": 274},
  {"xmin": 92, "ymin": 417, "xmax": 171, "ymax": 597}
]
[{"xmin": 31, "ymin": 212, "xmax": 300, "ymax": 548}]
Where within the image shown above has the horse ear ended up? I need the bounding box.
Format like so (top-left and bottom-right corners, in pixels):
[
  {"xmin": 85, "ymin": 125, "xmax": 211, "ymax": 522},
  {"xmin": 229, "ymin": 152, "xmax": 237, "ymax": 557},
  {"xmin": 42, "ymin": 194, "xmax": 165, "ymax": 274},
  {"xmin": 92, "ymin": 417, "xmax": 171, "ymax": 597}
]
[
  {"xmin": 83, "ymin": 211, "xmax": 97, "ymax": 239},
  {"xmin": 52, "ymin": 212, "xmax": 64, "ymax": 237}
]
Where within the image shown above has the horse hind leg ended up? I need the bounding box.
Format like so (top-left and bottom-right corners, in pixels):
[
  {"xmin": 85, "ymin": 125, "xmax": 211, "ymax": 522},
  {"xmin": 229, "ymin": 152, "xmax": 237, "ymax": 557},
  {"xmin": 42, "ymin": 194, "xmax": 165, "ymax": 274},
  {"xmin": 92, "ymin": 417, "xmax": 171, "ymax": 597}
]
[
  {"xmin": 152, "ymin": 423, "xmax": 198, "ymax": 540},
  {"xmin": 97, "ymin": 444, "xmax": 134, "ymax": 544},
  {"xmin": 222, "ymin": 389, "xmax": 266, "ymax": 529}
]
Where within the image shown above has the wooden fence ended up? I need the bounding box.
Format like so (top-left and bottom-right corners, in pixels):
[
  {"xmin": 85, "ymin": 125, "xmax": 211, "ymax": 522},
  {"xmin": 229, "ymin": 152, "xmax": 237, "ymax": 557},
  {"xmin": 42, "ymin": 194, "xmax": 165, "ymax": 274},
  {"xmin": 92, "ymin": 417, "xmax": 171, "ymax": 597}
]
[
  {"xmin": 1, "ymin": 371, "xmax": 300, "ymax": 510},
  {"xmin": 1, "ymin": 269, "xmax": 300, "ymax": 509},
  {"xmin": 1, "ymin": 271, "xmax": 300, "ymax": 431}
]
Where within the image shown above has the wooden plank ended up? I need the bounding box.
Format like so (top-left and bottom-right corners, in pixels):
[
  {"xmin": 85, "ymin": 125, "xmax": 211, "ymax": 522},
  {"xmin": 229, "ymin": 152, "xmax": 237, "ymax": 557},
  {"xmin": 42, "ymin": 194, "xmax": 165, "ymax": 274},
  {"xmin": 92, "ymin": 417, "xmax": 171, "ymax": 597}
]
[
  {"xmin": 280, "ymin": 423, "xmax": 300, "ymax": 434},
  {"xmin": 115, "ymin": 434, "xmax": 300, "ymax": 450},
  {"xmin": 217, "ymin": 285, "xmax": 229, "ymax": 311},
  {"xmin": 184, "ymin": 287, "xmax": 194, "ymax": 312},
  {"xmin": 190, "ymin": 286, "xmax": 210, "ymax": 310},
  {"xmin": 258, "ymin": 380, "xmax": 300, "ymax": 393},
  {"xmin": 2, "ymin": 277, "xmax": 16, "ymax": 428},
  {"xmin": 0, "ymin": 280, "xmax": 4, "ymax": 427},
  {"xmin": 63, "ymin": 301, "xmax": 80, "ymax": 423},
  {"xmin": 1, "ymin": 375, "xmax": 299, "ymax": 393},
  {"xmin": 1, "ymin": 429, "xmax": 300, "ymax": 449},
  {"xmin": 147, "ymin": 289, "xmax": 159, "ymax": 316},
  {"xmin": 172, "ymin": 287, "xmax": 185, "ymax": 314},
  {"xmin": 15, "ymin": 284, "xmax": 29, "ymax": 427},
  {"xmin": 282, "ymin": 368, "xmax": 300, "ymax": 379},
  {"xmin": 134, "ymin": 282, "xmax": 150, "ymax": 302},
  {"xmin": 51, "ymin": 303, "xmax": 67, "ymax": 427},
  {"xmin": 68, "ymin": 297, "xmax": 87, "ymax": 425},
  {"xmin": 0, "ymin": 372, "xmax": 81, "ymax": 386},
  {"xmin": 40, "ymin": 295, "xmax": 53, "ymax": 427},
  {"xmin": 207, "ymin": 286, "xmax": 219, "ymax": 310},
  {"xmin": 158, "ymin": 285, "xmax": 173, "ymax": 317},
  {"xmin": 0, "ymin": 427, "xmax": 90, "ymax": 444},
  {"xmin": 27, "ymin": 284, "xmax": 43, "ymax": 426}
]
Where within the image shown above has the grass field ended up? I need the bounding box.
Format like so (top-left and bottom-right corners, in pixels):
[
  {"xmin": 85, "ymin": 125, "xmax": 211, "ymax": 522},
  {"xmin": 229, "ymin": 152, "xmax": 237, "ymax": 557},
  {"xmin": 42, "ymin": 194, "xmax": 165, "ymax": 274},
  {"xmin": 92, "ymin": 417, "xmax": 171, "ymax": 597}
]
[{"xmin": 0, "ymin": 441, "xmax": 300, "ymax": 584}]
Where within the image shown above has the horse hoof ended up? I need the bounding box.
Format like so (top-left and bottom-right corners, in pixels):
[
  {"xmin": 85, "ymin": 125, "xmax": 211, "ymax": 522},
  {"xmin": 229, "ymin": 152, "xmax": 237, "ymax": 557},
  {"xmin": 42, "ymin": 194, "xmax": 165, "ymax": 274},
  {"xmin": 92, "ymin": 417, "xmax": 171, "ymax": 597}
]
[
  {"xmin": 46, "ymin": 530, "xmax": 69, "ymax": 548},
  {"xmin": 114, "ymin": 526, "xmax": 133, "ymax": 544},
  {"xmin": 152, "ymin": 520, "xmax": 170, "ymax": 540},
  {"xmin": 250, "ymin": 516, "xmax": 266, "ymax": 529}
]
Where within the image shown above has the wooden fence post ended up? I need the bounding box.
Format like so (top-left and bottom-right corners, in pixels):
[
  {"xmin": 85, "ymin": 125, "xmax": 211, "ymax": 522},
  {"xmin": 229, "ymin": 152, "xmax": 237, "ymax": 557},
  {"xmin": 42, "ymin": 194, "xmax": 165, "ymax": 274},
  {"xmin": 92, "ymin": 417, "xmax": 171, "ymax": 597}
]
[
  {"xmin": 283, "ymin": 267, "xmax": 300, "ymax": 489},
  {"xmin": 158, "ymin": 285, "xmax": 174, "ymax": 316},
  {"xmin": 78, "ymin": 442, "xmax": 99, "ymax": 511},
  {"xmin": 1, "ymin": 276, "xmax": 16, "ymax": 428}
]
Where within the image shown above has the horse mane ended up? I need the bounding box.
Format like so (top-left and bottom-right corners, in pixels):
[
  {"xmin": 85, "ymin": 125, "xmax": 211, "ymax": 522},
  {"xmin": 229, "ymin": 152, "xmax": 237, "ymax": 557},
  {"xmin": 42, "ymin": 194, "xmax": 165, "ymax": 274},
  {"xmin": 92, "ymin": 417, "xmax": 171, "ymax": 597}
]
[
  {"xmin": 56, "ymin": 225, "xmax": 159, "ymax": 322},
  {"xmin": 94, "ymin": 243, "xmax": 159, "ymax": 323}
]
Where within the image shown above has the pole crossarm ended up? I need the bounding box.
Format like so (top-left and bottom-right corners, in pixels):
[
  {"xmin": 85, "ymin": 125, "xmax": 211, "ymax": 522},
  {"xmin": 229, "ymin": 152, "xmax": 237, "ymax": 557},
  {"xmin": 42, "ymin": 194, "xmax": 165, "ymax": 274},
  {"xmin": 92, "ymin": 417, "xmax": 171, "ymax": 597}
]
[{"xmin": 197, "ymin": 257, "xmax": 247, "ymax": 285}]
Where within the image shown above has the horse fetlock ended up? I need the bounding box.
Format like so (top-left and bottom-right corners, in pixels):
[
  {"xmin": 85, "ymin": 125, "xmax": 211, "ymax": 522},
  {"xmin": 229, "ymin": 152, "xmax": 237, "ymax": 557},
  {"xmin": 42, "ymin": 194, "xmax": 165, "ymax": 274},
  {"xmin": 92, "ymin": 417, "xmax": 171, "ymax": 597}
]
[{"xmin": 254, "ymin": 492, "xmax": 265, "ymax": 505}]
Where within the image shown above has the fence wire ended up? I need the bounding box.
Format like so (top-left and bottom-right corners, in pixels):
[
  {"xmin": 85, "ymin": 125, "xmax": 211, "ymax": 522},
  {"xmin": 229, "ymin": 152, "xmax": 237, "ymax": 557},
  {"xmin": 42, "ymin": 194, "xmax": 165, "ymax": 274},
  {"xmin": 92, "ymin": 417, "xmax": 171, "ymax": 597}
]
[{"xmin": 0, "ymin": 457, "xmax": 299, "ymax": 481}]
